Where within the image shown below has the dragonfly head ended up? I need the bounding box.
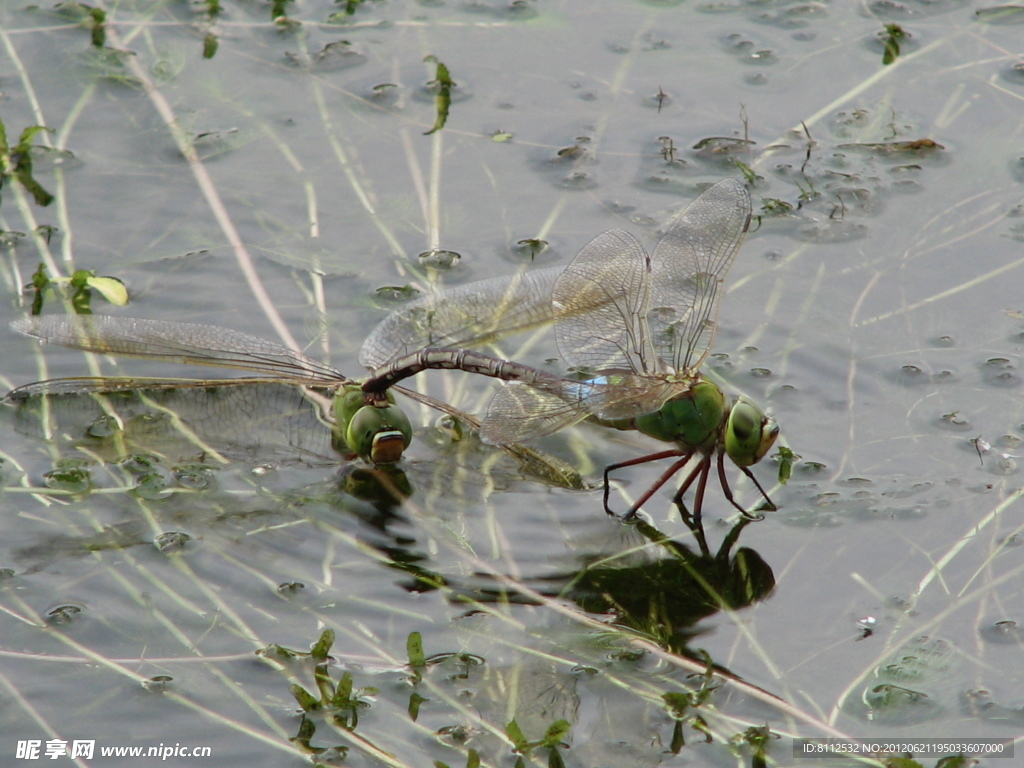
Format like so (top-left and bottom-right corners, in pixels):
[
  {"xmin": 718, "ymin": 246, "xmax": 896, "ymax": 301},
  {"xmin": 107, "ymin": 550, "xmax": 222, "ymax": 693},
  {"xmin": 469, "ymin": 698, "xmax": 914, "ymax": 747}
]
[
  {"xmin": 335, "ymin": 384, "xmax": 412, "ymax": 464},
  {"xmin": 345, "ymin": 403, "xmax": 413, "ymax": 464},
  {"xmin": 724, "ymin": 397, "xmax": 779, "ymax": 468}
]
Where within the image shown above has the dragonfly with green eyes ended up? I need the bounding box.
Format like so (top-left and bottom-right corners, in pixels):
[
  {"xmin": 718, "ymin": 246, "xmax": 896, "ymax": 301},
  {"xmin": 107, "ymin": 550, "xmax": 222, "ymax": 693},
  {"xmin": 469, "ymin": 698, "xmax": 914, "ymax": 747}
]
[
  {"xmin": 360, "ymin": 178, "xmax": 780, "ymax": 521},
  {"xmin": 5, "ymin": 314, "xmax": 583, "ymax": 487}
]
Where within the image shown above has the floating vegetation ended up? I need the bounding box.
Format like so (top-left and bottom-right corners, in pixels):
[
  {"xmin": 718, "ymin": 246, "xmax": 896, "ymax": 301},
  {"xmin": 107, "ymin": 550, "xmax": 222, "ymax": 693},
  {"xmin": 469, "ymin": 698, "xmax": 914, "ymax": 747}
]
[
  {"xmin": 878, "ymin": 23, "xmax": 910, "ymax": 65},
  {"xmin": 423, "ymin": 54, "xmax": 456, "ymax": 135}
]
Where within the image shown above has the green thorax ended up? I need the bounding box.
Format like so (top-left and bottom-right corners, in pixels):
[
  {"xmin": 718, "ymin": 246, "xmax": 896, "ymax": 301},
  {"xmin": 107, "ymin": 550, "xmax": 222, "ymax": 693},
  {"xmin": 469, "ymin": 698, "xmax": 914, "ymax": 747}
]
[
  {"xmin": 634, "ymin": 380, "xmax": 726, "ymax": 449},
  {"xmin": 634, "ymin": 380, "xmax": 780, "ymax": 469}
]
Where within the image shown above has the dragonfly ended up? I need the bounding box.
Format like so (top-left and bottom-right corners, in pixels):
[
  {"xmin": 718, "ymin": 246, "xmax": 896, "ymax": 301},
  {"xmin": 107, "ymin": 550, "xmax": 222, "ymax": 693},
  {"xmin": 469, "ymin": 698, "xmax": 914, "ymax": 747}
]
[
  {"xmin": 359, "ymin": 178, "xmax": 780, "ymax": 521},
  {"xmin": 5, "ymin": 314, "xmax": 583, "ymax": 487}
]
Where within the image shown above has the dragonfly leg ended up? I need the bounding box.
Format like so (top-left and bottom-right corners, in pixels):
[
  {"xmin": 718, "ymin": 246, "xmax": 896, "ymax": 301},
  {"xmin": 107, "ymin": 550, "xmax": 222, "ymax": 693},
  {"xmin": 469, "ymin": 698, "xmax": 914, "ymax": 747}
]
[
  {"xmin": 686, "ymin": 455, "xmax": 714, "ymax": 527},
  {"xmin": 620, "ymin": 454, "xmax": 694, "ymax": 521},
  {"xmin": 670, "ymin": 453, "xmax": 708, "ymax": 520},
  {"xmin": 715, "ymin": 451, "xmax": 771, "ymax": 520},
  {"xmin": 603, "ymin": 448, "xmax": 687, "ymax": 519},
  {"xmin": 739, "ymin": 463, "xmax": 777, "ymax": 513}
]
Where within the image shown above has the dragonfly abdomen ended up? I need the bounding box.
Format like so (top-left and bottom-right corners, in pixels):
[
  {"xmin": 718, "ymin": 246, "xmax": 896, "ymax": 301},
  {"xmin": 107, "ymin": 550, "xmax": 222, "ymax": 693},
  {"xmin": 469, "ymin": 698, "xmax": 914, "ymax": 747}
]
[{"xmin": 363, "ymin": 348, "xmax": 561, "ymax": 402}]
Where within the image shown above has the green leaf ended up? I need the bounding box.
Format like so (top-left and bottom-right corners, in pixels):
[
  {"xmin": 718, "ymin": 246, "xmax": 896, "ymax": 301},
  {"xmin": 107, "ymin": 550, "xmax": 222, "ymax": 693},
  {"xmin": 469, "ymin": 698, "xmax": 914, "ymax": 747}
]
[
  {"xmin": 331, "ymin": 670, "xmax": 354, "ymax": 707},
  {"xmin": 505, "ymin": 719, "xmax": 529, "ymax": 753},
  {"xmin": 662, "ymin": 691, "xmax": 692, "ymax": 717},
  {"xmin": 71, "ymin": 286, "xmax": 92, "ymax": 314},
  {"xmin": 30, "ymin": 263, "xmax": 50, "ymax": 316},
  {"xmin": 290, "ymin": 714, "xmax": 316, "ymax": 749},
  {"xmin": 290, "ymin": 684, "xmax": 320, "ymax": 712},
  {"xmin": 86, "ymin": 276, "xmax": 128, "ymax": 306},
  {"xmin": 538, "ymin": 720, "xmax": 570, "ymax": 748},
  {"xmin": 691, "ymin": 715, "xmax": 713, "ymax": 743},
  {"xmin": 14, "ymin": 167, "xmax": 54, "ymax": 207},
  {"xmin": 775, "ymin": 445, "xmax": 798, "ymax": 485},
  {"xmin": 15, "ymin": 125, "xmax": 53, "ymax": 151},
  {"xmin": 669, "ymin": 719, "xmax": 684, "ymax": 753},
  {"xmin": 314, "ymin": 663, "xmax": 334, "ymax": 703},
  {"xmin": 70, "ymin": 269, "xmax": 92, "ymax": 289},
  {"xmin": 30, "ymin": 264, "xmax": 49, "ymax": 290},
  {"xmin": 311, "ymin": 629, "xmax": 335, "ymax": 661},
  {"xmin": 423, "ymin": 55, "xmax": 456, "ymax": 135},
  {"xmin": 407, "ymin": 691, "xmax": 427, "ymax": 721},
  {"xmin": 407, "ymin": 631, "xmax": 426, "ymax": 668},
  {"xmin": 89, "ymin": 7, "xmax": 106, "ymax": 48},
  {"xmin": 883, "ymin": 39, "xmax": 899, "ymax": 65},
  {"xmin": 880, "ymin": 23, "xmax": 907, "ymax": 66},
  {"xmin": 5, "ymin": 125, "xmax": 55, "ymax": 206},
  {"xmin": 203, "ymin": 33, "xmax": 218, "ymax": 59}
]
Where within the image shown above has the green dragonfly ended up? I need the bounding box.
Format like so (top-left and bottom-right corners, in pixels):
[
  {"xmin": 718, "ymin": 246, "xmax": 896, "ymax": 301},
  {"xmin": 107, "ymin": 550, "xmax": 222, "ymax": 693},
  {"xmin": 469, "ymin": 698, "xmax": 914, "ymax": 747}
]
[
  {"xmin": 6, "ymin": 314, "xmax": 582, "ymax": 486},
  {"xmin": 360, "ymin": 178, "xmax": 779, "ymax": 521}
]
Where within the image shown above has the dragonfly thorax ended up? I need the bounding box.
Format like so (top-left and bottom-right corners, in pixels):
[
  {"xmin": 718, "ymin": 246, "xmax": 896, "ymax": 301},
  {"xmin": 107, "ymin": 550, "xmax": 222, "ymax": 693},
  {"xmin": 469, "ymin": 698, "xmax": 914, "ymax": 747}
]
[
  {"xmin": 634, "ymin": 383, "xmax": 779, "ymax": 475},
  {"xmin": 634, "ymin": 380, "xmax": 725, "ymax": 449}
]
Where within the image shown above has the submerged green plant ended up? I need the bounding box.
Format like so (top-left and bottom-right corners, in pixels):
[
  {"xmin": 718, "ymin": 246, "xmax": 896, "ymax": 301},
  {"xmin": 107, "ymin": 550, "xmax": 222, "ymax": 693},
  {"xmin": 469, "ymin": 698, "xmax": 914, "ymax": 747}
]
[
  {"xmin": 423, "ymin": 55, "xmax": 456, "ymax": 135},
  {"xmin": 287, "ymin": 630, "xmax": 379, "ymax": 730},
  {"xmin": 505, "ymin": 718, "xmax": 571, "ymax": 768},
  {"xmin": 27, "ymin": 263, "xmax": 128, "ymax": 315},
  {"xmin": 662, "ymin": 655, "xmax": 719, "ymax": 752},
  {"xmin": 879, "ymin": 24, "xmax": 909, "ymax": 66},
  {"xmin": 730, "ymin": 724, "xmax": 778, "ymax": 768},
  {"xmin": 0, "ymin": 120, "xmax": 55, "ymax": 207},
  {"xmin": 775, "ymin": 445, "xmax": 799, "ymax": 484}
]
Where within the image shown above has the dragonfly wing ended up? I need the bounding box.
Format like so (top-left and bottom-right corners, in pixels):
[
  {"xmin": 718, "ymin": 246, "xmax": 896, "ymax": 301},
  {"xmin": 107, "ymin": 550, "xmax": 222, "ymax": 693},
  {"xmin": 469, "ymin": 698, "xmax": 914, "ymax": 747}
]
[
  {"xmin": 479, "ymin": 380, "xmax": 592, "ymax": 445},
  {"xmin": 12, "ymin": 315, "xmax": 342, "ymax": 382},
  {"xmin": 648, "ymin": 178, "xmax": 752, "ymax": 374},
  {"xmin": 586, "ymin": 375, "xmax": 691, "ymax": 422},
  {"xmin": 479, "ymin": 375, "xmax": 686, "ymax": 444},
  {"xmin": 10, "ymin": 380, "xmax": 339, "ymax": 465},
  {"xmin": 359, "ymin": 266, "xmax": 562, "ymax": 369},
  {"xmin": 4, "ymin": 375, "xmax": 293, "ymax": 400},
  {"xmin": 552, "ymin": 229, "xmax": 656, "ymax": 376}
]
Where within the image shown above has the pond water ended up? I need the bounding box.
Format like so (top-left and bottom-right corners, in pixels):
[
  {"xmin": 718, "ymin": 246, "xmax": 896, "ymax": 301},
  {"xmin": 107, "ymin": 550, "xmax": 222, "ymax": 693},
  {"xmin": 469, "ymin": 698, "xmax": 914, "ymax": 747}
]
[{"xmin": 1, "ymin": 1, "xmax": 1023, "ymax": 766}]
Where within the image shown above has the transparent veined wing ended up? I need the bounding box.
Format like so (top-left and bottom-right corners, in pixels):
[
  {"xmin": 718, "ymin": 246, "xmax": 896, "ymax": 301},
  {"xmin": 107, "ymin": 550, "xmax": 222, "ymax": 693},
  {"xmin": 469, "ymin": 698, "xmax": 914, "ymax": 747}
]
[
  {"xmin": 647, "ymin": 178, "xmax": 752, "ymax": 375},
  {"xmin": 480, "ymin": 374, "xmax": 687, "ymax": 445},
  {"xmin": 359, "ymin": 266, "xmax": 562, "ymax": 369},
  {"xmin": 551, "ymin": 229, "xmax": 658, "ymax": 377},
  {"xmin": 13, "ymin": 315, "xmax": 341, "ymax": 382}
]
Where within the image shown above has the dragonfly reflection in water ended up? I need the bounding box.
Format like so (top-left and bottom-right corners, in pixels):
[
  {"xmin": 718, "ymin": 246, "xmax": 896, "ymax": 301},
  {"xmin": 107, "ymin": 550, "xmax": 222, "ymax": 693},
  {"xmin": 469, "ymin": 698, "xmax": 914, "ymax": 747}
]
[
  {"xmin": 360, "ymin": 179, "xmax": 780, "ymax": 522},
  {"xmin": 5, "ymin": 315, "xmax": 582, "ymax": 487}
]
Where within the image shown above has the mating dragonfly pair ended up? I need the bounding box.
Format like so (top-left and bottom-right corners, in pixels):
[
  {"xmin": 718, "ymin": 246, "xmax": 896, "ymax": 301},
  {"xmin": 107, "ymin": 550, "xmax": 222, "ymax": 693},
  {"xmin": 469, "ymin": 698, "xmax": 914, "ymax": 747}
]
[{"xmin": 8, "ymin": 179, "xmax": 779, "ymax": 522}]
